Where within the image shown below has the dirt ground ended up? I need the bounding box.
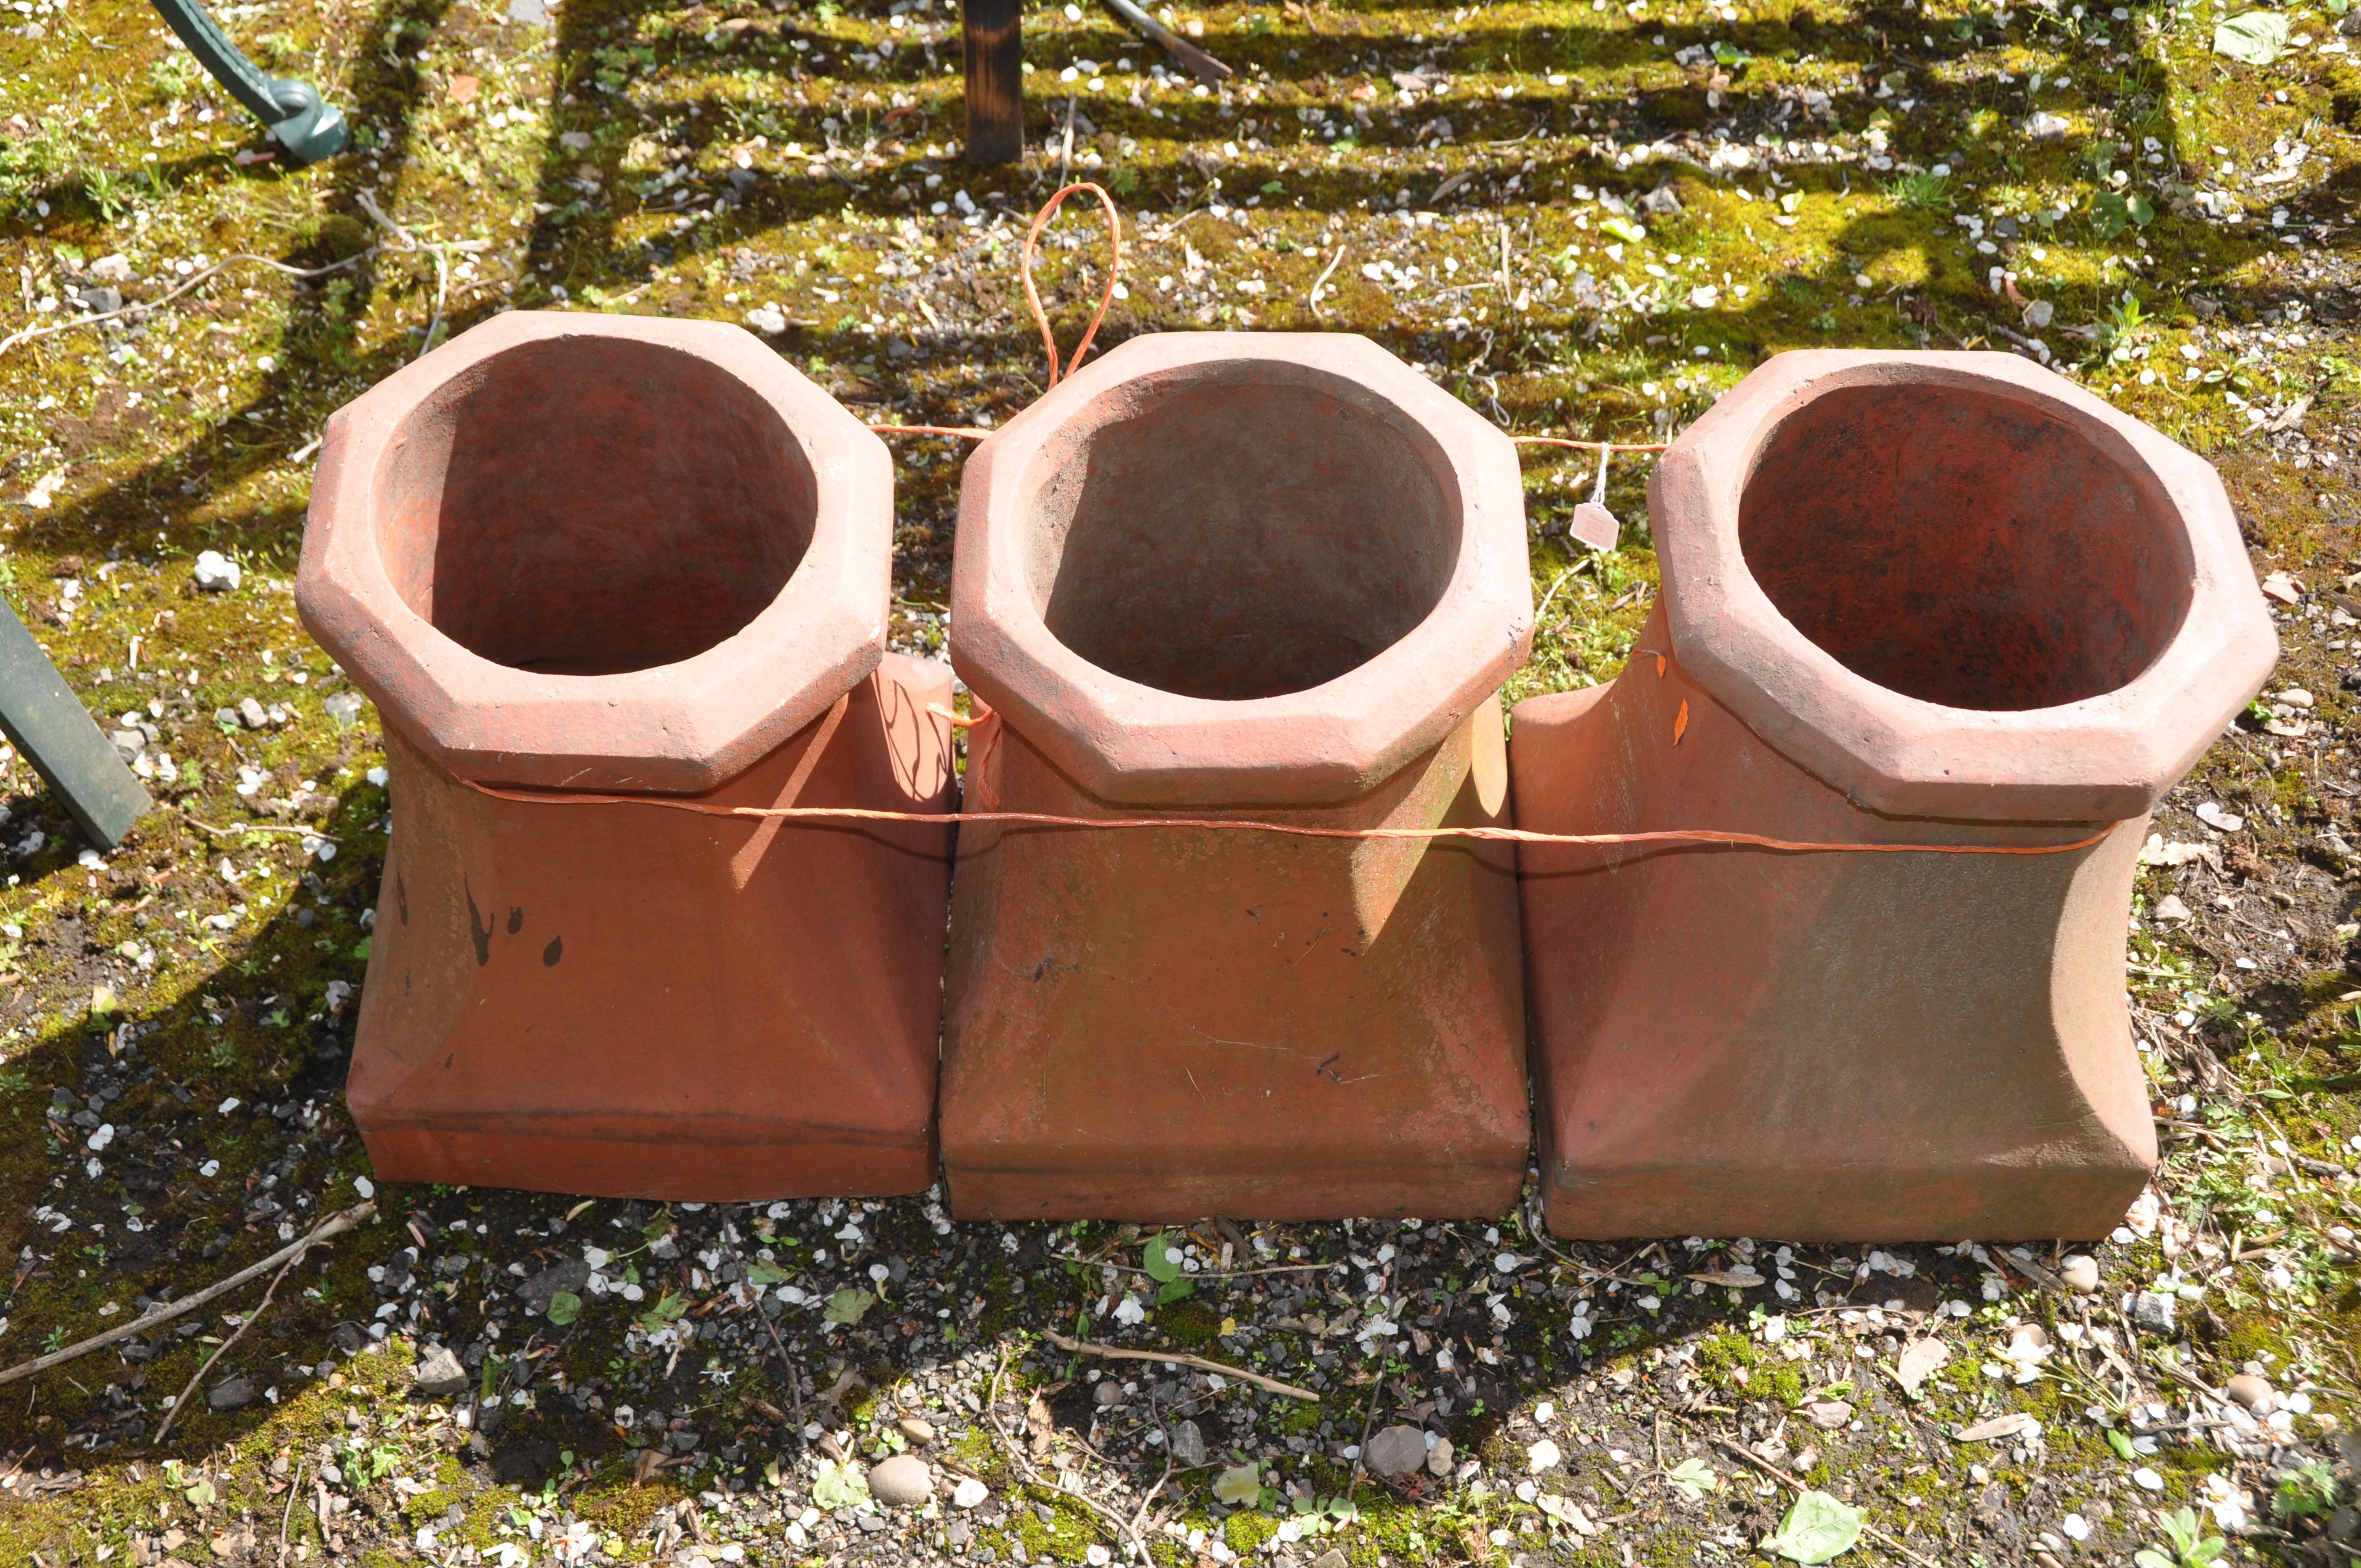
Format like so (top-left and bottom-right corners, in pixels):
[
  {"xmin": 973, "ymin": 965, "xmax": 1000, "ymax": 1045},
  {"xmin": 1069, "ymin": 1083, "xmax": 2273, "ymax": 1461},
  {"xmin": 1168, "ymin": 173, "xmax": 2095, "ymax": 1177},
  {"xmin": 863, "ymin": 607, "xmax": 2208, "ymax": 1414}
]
[{"xmin": 5, "ymin": 0, "xmax": 2361, "ymax": 1561}]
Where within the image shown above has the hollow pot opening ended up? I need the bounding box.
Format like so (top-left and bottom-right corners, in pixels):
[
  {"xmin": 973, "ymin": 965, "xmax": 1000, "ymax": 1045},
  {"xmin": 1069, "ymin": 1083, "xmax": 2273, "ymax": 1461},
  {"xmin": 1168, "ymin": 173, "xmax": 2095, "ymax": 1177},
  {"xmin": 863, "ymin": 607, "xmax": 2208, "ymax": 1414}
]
[
  {"xmin": 1020, "ymin": 359, "xmax": 1462, "ymax": 701},
  {"xmin": 370, "ymin": 333, "xmax": 820, "ymax": 678},
  {"xmin": 1738, "ymin": 380, "xmax": 2195, "ymax": 713}
]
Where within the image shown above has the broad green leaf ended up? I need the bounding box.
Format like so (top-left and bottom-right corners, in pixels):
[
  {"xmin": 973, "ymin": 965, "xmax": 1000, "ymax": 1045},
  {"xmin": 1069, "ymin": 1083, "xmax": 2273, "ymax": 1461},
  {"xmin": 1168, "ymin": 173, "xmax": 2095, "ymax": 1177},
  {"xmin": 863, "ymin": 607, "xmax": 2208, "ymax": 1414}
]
[
  {"xmin": 823, "ymin": 1287, "xmax": 876, "ymax": 1325},
  {"xmin": 1156, "ymin": 1278, "xmax": 1196, "ymax": 1304},
  {"xmin": 1213, "ymin": 1464, "xmax": 1263, "ymax": 1505},
  {"xmin": 2126, "ymin": 194, "xmax": 2156, "ymax": 226},
  {"xmin": 1667, "ymin": 1457, "xmax": 1719, "ymax": 1502},
  {"xmin": 2091, "ymin": 191, "xmax": 2131, "ymax": 238},
  {"xmin": 1144, "ymin": 1233, "xmax": 1184, "ymax": 1283},
  {"xmin": 2135, "ymin": 1551, "xmax": 2178, "ymax": 1568},
  {"xmin": 812, "ymin": 1460, "xmax": 871, "ymax": 1510},
  {"xmin": 2214, "ymin": 10, "xmax": 2290, "ymax": 62},
  {"xmin": 1760, "ymin": 1490, "xmax": 1863, "ymax": 1564},
  {"xmin": 184, "ymin": 1479, "xmax": 216, "ymax": 1507},
  {"xmin": 746, "ymin": 1261, "xmax": 793, "ymax": 1286},
  {"xmin": 1600, "ymin": 215, "xmax": 1647, "ymax": 244},
  {"xmin": 2107, "ymin": 1428, "xmax": 2138, "ymax": 1461},
  {"xmin": 545, "ymin": 1291, "xmax": 583, "ymax": 1327},
  {"xmin": 1712, "ymin": 40, "xmax": 1749, "ymax": 65}
]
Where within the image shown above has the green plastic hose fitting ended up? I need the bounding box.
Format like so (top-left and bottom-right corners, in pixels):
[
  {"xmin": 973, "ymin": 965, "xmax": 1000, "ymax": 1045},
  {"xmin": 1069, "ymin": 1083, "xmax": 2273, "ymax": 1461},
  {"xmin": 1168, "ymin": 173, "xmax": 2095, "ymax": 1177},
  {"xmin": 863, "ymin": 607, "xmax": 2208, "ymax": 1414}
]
[{"xmin": 147, "ymin": 0, "xmax": 351, "ymax": 165}]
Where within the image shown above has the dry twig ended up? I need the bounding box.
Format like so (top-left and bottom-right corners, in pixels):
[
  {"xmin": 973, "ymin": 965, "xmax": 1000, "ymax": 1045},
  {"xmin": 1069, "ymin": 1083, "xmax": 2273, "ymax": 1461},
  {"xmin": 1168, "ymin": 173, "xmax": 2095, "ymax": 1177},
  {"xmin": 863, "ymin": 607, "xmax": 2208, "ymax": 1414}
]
[
  {"xmin": 986, "ymin": 1348, "xmax": 1157, "ymax": 1563},
  {"xmin": 0, "ymin": 1202, "xmax": 376, "ymax": 1388},
  {"xmin": 0, "ymin": 251, "xmax": 377, "ymax": 360},
  {"xmin": 152, "ymin": 1238, "xmax": 308, "ymax": 1449},
  {"xmin": 1043, "ymin": 1331, "xmax": 1319, "ymax": 1402}
]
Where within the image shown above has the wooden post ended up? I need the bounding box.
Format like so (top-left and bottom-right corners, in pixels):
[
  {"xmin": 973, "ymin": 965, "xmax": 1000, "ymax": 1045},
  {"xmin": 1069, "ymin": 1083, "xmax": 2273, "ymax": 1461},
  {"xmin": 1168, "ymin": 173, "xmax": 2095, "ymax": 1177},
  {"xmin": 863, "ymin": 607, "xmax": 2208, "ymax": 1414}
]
[
  {"xmin": 963, "ymin": 0, "xmax": 1023, "ymax": 164},
  {"xmin": 0, "ymin": 595, "xmax": 150, "ymax": 851}
]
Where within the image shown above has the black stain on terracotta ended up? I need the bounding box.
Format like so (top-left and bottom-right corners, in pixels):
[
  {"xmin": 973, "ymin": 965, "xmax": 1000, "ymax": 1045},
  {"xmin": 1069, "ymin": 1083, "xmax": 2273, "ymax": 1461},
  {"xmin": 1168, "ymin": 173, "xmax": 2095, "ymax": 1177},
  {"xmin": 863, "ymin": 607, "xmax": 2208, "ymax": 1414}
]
[
  {"xmin": 508, "ymin": 906, "xmax": 523, "ymax": 935},
  {"xmin": 465, "ymin": 882, "xmax": 493, "ymax": 967},
  {"xmin": 543, "ymin": 934, "xmax": 563, "ymax": 967},
  {"xmin": 397, "ymin": 874, "xmax": 409, "ymax": 926}
]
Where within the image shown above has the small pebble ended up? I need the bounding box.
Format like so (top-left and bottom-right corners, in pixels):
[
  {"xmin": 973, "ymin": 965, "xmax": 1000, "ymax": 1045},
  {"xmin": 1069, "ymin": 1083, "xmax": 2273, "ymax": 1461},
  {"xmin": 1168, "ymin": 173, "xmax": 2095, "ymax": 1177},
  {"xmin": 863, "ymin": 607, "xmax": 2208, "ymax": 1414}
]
[
  {"xmin": 412, "ymin": 1344, "xmax": 469, "ymax": 1397},
  {"xmin": 1170, "ymin": 1418, "xmax": 1207, "ymax": 1468},
  {"xmin": 2059, "ymin": 1254, "xmax": 2099, "ymax": 1292},
  {"xmin": 2226, "ymin": 1373, "xmax": 2274, "ymax": 1411},
  {"xmin": 868, "ymin": 1453, "xmax": 933, "ymax": 1507},
  {"xmin": 895, "ymin": 1415, "xmax": 937, "ymax": 1446},
  {"xmin": 1362, "ymin": 1425, "xmax": 1428, "ymax": 1478}
]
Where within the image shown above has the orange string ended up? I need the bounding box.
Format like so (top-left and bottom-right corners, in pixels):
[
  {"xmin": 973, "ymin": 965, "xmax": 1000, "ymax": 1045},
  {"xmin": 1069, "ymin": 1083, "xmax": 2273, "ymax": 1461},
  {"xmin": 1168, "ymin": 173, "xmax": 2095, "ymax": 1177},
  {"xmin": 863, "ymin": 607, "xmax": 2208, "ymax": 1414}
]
[
  {"xmin": 453, "ymin": 774, "xmax": 2112, "ymax": 858},
  {"xmin": 1020, "ymin": 181, "xmax": 1122, "ymax": 389},
  {"xmin": 869, "ymin": 424, "xmax": 991, "ymax": 440},
  {"xmin": 868, "ymin": 182, "xmax": 1120, "ymax": 442},
  {"xmin": 1511, "ymin": 435, "xmax": 1670, "ymax": 454},
  {"xmin": 863, "ymin": 187, "xmax": 1666, "ymax": 461}
]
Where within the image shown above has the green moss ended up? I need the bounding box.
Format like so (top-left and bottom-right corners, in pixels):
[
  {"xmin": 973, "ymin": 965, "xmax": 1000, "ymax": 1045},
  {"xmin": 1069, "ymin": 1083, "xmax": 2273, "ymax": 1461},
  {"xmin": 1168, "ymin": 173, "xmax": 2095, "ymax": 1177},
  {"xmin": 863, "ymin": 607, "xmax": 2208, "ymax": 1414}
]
[
  {"xmin": 2218, "ymin": 1311, "xmax": 2297, "ymax": 1369},
  {"xmin": 1155, "ymin": 1295, "xmax": 1223, "ymax": 1349},
  {"xmin": 1276, "ymin": 1400, "xmax": 1326, "ymax": 1438},
  {"xmin": 1226, "ymin": 1509, "xmax": 1280, "ymax": 1556}
]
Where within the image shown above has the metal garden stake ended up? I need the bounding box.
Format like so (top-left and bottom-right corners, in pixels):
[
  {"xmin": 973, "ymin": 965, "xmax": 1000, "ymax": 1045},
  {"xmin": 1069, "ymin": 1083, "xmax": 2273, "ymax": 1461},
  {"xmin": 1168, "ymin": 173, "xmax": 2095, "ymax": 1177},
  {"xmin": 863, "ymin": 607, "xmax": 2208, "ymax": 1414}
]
[
  {"xmin": 0, "ymin": 595, "xmax": 150, "ymax": 851},
  {"xmin": 148, "ymin": 0, "xmax": 350, "ymax": 165}
]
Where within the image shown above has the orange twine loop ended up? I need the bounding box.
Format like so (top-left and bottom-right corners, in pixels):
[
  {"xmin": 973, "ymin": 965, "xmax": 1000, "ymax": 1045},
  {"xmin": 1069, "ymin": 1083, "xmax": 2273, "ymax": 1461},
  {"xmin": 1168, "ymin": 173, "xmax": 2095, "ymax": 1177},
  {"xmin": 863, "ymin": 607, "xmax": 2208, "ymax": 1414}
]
[
  {"xmin": 928, "ymin": 701, "xmax": 1003, "ymax": 812},
  {"xmin": 1020, "ymin": 181, "xmax": 1124, "ymax": 390}
]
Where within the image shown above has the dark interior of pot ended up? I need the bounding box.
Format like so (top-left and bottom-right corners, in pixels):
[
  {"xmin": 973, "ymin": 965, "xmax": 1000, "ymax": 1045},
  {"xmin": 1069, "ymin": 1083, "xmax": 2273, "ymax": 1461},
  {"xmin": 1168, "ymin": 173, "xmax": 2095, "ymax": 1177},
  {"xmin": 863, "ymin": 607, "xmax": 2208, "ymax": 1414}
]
[
  {"xmin": 1024, "ymin": 363, "xmax": 1459, "ymax": 701},
  {"xmin": 374, "ymin": 335, "xmax": 816, "ymax": 676},
  {"xmin": 1738, "ymin": 381, "xmax": 2193, "ymax": 711}
]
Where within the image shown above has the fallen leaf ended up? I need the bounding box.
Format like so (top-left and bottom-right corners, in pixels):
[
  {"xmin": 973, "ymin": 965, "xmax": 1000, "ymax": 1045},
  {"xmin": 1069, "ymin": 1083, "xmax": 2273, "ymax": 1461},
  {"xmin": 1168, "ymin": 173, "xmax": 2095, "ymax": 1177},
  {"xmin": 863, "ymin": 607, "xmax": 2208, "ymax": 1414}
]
[
  {"xmin": 1957, "ymin": 1412, "xmax": 2039, "ymax": 1442},
  {"xmin": 822, "ymin": 1287, "xmax": 875, "ymax": 1325},
  {"xmin": 1144, "ymin": 1232, "xmax": 1185, "ymax": 1283},
  {"xmin": 449, "ymin": 73, "xmax": 481, "ymax": 102},
  {"xmin": 1213, "ymin": 1463, "xmax": 1263, "ymax": 1505},
  {"xmin": 1673, "ymin": 700, "xmax": 1690, "ymax": 745},
  {"xmin": 1761, "ymin": 1489, "xmax": 1863, "ymax": 1563},
  {"xmin": 1666, "ymin": 1456, "xmax": 1719, "ymax": 1502},
  {"xmin": 1895, "ymin": 1337, "xmax": 1950, "ymax": 1395},
  {"xmin": 810, "ymin": 1460, "xmax": 869, "ymax": 1510},
  {"xmin": 1688, "ymin": 1268, "xmax": 1765, "ymax": 1288},
  {"xmin": 2213, "ymin": 10, "xmax": 2289, "ymax": 63}
]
